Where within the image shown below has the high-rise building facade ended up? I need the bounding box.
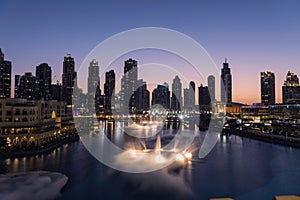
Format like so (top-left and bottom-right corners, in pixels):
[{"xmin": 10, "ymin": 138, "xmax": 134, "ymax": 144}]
[
  {"xmin": 261, "ymin": 71, "xmax": 275, "ymax": 105},
  {"xmin": 120, "ymin": 58, "xmax": 138, "ymax": 113},
  {"xmin": 134, "ymin": 79, "xmax": 150, "ymax": 113},
  {"xmin": 14, "ymin": 72, "xmax": 40, "ymax": 100},
  {"xmin": 184, "ymin": 81, "xmax": 195, "ymax": 111},
  {"xmin": 94, "ymin": 81, "xmax": 103, "ymax": 115},
  {"xmin": 104, "ymin": 70, "xmax": 115, "ymax": 113},
  {"xmin": 51, "ymin": 82, "xmax": 63, "ymax": 101},
  {"xmin": 282, "ymin": 71, "xmax": 300, "ymax": 104},
  {"xmin": 14, "ymin": 75, "xmax": 21, "ymax": 98},
  {"xmin": 171, "ymin": 76, "xmax": 182, "ymax": 111},
  {"xmin": 62, "ymin": 54, "xmax": 77, "ymax": 105},
  {"xmin": 189, "ymin": 81, "xmax": 195, "ymax": 109},
  {"xmin": 0, "ymin": 48, "xmax": 12, "ymax": 98},
  {"xmin": 152, "ymin": 83, "xmax": 170, "ymax": 110},
  {"xmin": 198, "ymin": 84, "xmax": 211, "ymax": 106},
  {"xmin": 221, "ymin": 59, "xmax": 232, "ymax": 103},
  {"xmin": 208, "ymin": 75, "xmax": 215, "ymax": 102},
  {"xmin": 88, "ymin": 59, "xmax": 100, "ymax": 95},
  {"xmin": 36, "ymin": 63, "xmax": 52, "ymax": 100},
  {"xmin": 87, "ymin": 59, "xmax": 100, "ymax": 113},
  {"xmin": 184, "ymin": 88, "xmax": 190, "ymax": 110}
]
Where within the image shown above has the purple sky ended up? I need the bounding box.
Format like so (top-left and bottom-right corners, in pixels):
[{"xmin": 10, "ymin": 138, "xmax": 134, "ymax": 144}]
[{"xmin": 1, "ymin": 0, "xmax": 300, "ymax": 104}]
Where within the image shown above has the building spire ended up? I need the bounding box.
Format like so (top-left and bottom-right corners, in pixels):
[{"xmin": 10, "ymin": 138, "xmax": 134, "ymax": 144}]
[{"xmin": 225, "ymin": 57, "xmax": 227, "ymax": 63}]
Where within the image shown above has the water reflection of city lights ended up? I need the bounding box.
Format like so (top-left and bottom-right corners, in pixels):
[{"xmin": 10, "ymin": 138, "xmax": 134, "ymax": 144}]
[
  {"xmin": 184, "ymin": 152, "xmax": 192, "ymax": 160},
  {"xmin": 176, "ymin": 153, "xmax": 184, "ymax": 162},
  {"xmin": 129, "ymin": 149, "xmax": 137, "ymax": 158}
]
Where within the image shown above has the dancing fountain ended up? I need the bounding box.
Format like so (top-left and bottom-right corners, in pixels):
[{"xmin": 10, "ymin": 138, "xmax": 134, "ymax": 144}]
[{"xmin": 112, "ymin": 126, "xmax": 194, "ymax": 173}]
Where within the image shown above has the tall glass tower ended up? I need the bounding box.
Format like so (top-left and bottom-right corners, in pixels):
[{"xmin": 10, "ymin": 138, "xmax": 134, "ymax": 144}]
[
  {"xmin": 261, "ymin": 71, "xmax": 275, "ymax": 105},
  {"xmin": 171, "ymin": 76, "xmax": 182, "ymax": 111},
  {"xmin": 62, "ymin": 54, "xmax": 76, "ymax": 105},
  {"xmin": 36, "ymin": 63, "xmax": 52, "ymax": 100},
  {"xmin": 0, "ymin": 48, "xmax": 12, "ymax": 98},
  {"xmin": 221, "ymin": 58, "xmax": 232, "ymax": 104}
]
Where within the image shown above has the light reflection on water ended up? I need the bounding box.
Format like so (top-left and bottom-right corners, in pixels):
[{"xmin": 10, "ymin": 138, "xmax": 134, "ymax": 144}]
[{"xmin": 1, "ymin": 123, "xmax": 300, "ymax": 200}]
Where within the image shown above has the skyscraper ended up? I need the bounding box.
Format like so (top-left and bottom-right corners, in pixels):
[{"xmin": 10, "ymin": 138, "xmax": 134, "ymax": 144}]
[
  {"xmin": 0, "ymin": 48, "xmax": 12, "ymax": 98},
  {"xmin": 51, "ymin": 82, "xmax": 63, "ymax": 101},
  {"xmin": 14, "ymin": 72, "xmax": 40, "ymax": 100},
  {"xmin": 94, "ymin": 81, "xmax": 102, "ymax": 115},
  {"xmin": 152, "ymin": 83, "xmax": 170, "ymax": 110},
  {"xmin": 0, "ymin": 49, "xmax": 5, "ymax": 98},
  {"xmin": 104, "ymin": 70, "xmax": 115, "ymax": 113},
  {"xmin": 171, "ymin": 76, "xmax": 182, "ymax": 111},
  {"xmin": 189, "ymin": 81, "xmax": 195, "ymax": 108},
  {"xmin": 282, "ymin": 71, "xmax": 300, "ymax": 104},
  {"xmin": 36, "ymin": 63, "xmax": 52, "ymax": 100},
  {"xmin": 208, "ymin": 75, "xmax": 215, "ymax": 102},
  {"xmin": 134, "ymin": 79, "xmax": 150, "ymax": 113},
  {"xmin": 198, "ymin": 84, "xmax": 211, "ymax": 106},
  {"xmin": 184, "ymin": 81, "xmax": 195, "ymax": 111},
  {"xmin": 87, "ymin": 59, "xmax": 100, "ymax": 113},
  {"xmin": 120, "ymin": 58, "xmax": 138, "ymax": 113},
  {"xmin": 221, "ymin": 58, "xmax": 232, "ymax": 104},
  {"xmin": 261, "ymin": 71, "xmax": 275, "ymax": 105},
  {"xmin": 14, "ymin": 75, "xmax": 21, "ymax": 98},
  {"xmin": 88, "ymin": 59, "xmax": 100, "ymax": 95},
  {"xmin": 184, "ymin": 88, "xmax": 190, "ymax": 110},
  {"xmin": 62, "ymin": 54, "xmax": 76, "ymax": 105}
]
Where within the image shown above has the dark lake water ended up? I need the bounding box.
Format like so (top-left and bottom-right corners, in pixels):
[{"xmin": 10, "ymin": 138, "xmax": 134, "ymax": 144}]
[{"xmin": 1, "ymin": 124, "xmax": 300, "ymax": 200}]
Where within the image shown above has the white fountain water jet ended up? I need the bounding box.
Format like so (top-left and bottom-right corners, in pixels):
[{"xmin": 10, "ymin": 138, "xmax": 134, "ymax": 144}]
[
  {"xmin": 139, "ymin": 139, "xmax": 147, "ymax": 150},
  {"xmin": 155, "ymin": 134, "xmax": 162, "ymax": 151},
  {"xmin": 154, "ymin": 134, "xmax": 166, "ymax": 163}
]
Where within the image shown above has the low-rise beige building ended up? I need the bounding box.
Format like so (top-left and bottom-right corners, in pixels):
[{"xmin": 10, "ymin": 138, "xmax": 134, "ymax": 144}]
[{"xmin": 0, "ymin": 98, "xmax": 74, "ymax": 152}]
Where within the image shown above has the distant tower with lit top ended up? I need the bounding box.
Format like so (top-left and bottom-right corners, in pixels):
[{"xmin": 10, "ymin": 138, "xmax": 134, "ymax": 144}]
[
  {"xmin": 282, "ymin": 71, "xmax": 300, "ymax": 104},
  {"xmin": 261, "ymin": 71, "xmax": 275, "ymax": 105}
]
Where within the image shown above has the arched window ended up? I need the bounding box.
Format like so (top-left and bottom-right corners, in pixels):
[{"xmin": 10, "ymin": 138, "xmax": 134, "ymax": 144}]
[
  {"xmin": 5, "ymin": 118, "xmax": 12, "ymax": 122},
  {"xmin": 22, "ymin": 117, "xmax": 28, "ymax": 122},
  {"xmin": 15, "ymin": 109, "xmax": 20, "ymax": 115},
  {"xmin": 22, "ymin": 109, "xmax": 27, "ymax": 115},
  {"xmin": 51, "ymin": 111, "xmax": 56, "ymax": 118}
]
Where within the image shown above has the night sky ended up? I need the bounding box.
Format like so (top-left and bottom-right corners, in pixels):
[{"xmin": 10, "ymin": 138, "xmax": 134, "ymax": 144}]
[{"xmin": 1, "ymin": 0, "xmax": 300, "ymax": 104}]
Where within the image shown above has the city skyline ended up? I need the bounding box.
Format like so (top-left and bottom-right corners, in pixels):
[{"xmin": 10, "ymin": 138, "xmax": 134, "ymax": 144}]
[
  {"xmin": 1, "ymin": 1, "xmax": 300, "ymax": 104},
  {"xmin": 3, "ymin": 49, "xmax": 300, "ymax": 106}
]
